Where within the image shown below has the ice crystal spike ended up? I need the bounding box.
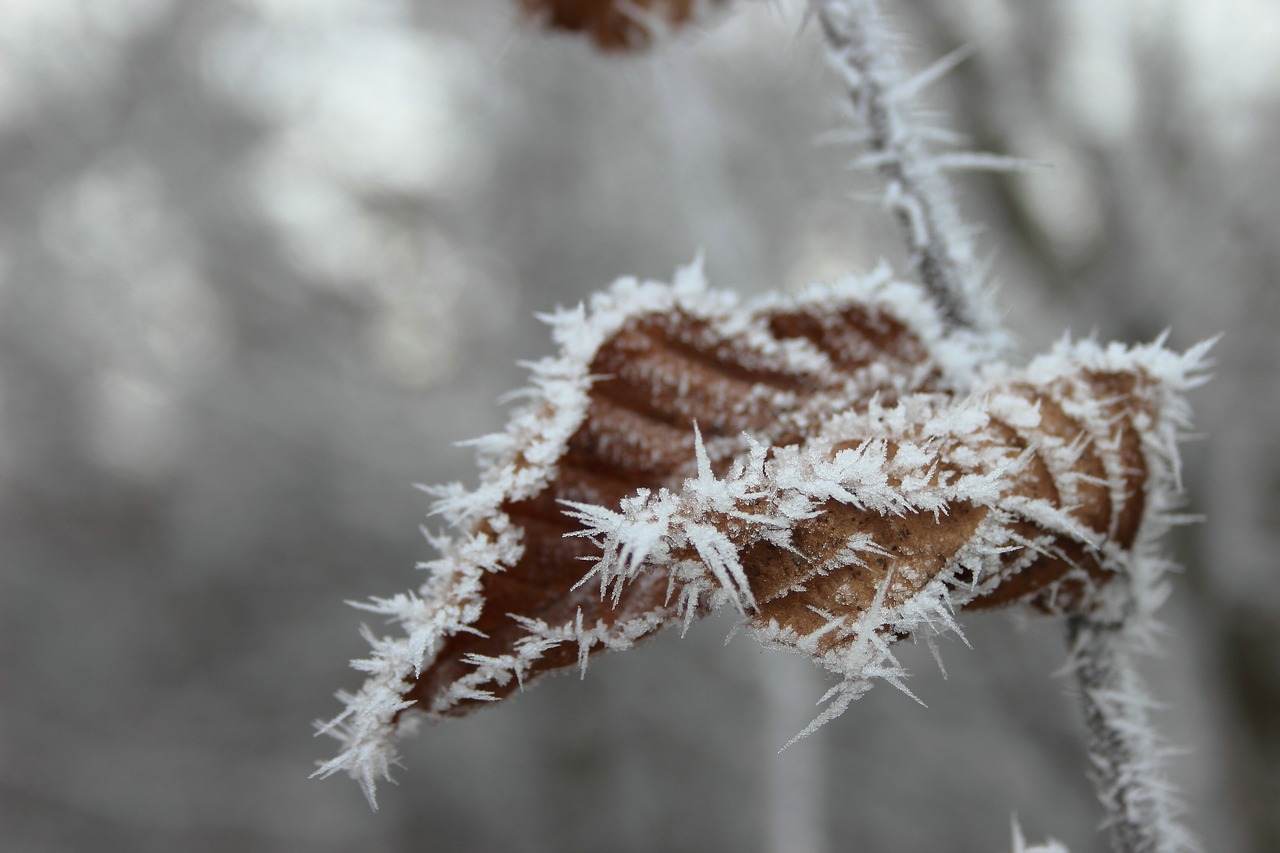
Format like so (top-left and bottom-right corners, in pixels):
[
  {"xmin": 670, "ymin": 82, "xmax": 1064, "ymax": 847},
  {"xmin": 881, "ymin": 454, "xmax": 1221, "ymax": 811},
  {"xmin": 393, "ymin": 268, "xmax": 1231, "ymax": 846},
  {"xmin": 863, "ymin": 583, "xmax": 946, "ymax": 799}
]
[{"xmin": 316, "ymin": 263, "xmax": 1207, "ymax": 804}]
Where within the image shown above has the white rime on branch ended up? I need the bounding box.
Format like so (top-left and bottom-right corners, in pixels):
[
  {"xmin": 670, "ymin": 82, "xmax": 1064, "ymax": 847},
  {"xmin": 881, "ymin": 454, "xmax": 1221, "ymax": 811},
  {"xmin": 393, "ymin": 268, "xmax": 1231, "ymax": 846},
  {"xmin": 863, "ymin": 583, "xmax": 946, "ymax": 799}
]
[
  {"xmin": 1067, "ymin": 606, "xmax": 1198, "ymax": 853},
  {"xmin": 813, "ymin": 0, "xmax": 995, "ymax": 331}
]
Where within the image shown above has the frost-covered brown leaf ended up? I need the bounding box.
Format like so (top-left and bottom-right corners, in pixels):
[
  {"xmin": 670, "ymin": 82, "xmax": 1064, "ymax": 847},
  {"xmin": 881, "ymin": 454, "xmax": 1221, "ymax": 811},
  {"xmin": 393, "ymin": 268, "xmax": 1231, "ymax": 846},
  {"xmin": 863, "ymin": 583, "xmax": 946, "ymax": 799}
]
[{"xmin": 314, "ymin": 262, "xmax": 1207, "ymax": 806}]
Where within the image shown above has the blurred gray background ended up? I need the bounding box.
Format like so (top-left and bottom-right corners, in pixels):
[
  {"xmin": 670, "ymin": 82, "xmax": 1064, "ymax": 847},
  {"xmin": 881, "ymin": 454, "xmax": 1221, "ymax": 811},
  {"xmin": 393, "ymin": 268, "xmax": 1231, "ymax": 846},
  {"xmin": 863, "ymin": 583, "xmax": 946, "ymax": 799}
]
[{"xmin": 1, "ymin": 1, "xmax": 1277, "ymax": 851}]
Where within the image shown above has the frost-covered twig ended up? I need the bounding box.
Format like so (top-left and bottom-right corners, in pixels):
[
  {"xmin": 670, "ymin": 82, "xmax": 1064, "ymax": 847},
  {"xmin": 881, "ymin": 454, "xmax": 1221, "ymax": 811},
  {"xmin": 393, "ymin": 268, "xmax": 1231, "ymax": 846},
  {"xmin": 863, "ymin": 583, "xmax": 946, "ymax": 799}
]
[
  {"xmin": 1067, "ymin": 602, "xmax": 1197, "ymax": 853},
  {"xmin": 814, "ymin": 0, "xmax": 990, "ymax": 329}
]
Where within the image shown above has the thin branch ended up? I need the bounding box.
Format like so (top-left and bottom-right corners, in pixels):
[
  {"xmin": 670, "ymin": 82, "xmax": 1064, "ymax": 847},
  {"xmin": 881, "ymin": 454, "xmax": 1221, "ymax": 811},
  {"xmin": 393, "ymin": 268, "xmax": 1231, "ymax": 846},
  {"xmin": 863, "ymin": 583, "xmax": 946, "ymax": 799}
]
[
  {"xmin": 1066, "ymin": 604, "xmax": 1196, "ymax": 853},
  {"xmin": 813, "ymin": 0, "xmax": 988, "ymax": 329}
]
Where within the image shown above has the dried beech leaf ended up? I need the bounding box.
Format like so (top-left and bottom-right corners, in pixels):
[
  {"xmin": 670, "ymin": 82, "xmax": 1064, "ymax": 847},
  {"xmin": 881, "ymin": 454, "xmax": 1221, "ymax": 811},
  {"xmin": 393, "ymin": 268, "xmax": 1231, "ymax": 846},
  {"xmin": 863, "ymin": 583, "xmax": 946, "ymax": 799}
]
[
  {"xmin": 315, "ymin": 262, "xmax": 1206, "ymax": 806},
  {"xmin": 518, "ymin": 0, "xmax": 726, "ymax": 51},
  {"xmin": 413, "ymin": 263, "xmax": 961, "ymax": 718}
]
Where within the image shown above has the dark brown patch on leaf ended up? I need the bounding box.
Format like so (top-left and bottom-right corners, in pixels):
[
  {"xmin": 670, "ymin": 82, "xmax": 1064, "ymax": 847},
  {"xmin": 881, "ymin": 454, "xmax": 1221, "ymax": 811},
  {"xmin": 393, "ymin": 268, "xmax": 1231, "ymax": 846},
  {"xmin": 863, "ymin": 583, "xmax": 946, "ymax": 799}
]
[{"xmin": 518, "ymin": 0, "xmax": 726, "ymax": 52}]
